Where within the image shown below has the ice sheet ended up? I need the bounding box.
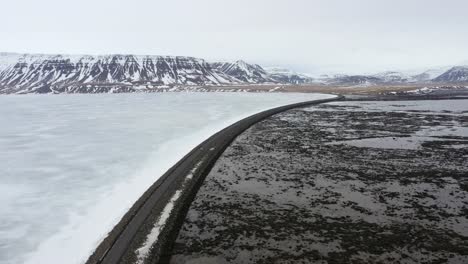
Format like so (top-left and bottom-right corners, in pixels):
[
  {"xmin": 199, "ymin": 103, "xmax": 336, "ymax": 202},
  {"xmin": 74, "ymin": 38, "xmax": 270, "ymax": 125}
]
[{"xmin": 0, "ymin": 92, "xmax": 334, "ymax": 264}]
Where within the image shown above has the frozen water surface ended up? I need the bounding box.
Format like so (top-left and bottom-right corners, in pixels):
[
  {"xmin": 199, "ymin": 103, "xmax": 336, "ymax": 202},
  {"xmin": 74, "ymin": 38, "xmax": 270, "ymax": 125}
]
[{"xmin": 0, "ymin": 92, "xmax": 334, "ymax": 264}]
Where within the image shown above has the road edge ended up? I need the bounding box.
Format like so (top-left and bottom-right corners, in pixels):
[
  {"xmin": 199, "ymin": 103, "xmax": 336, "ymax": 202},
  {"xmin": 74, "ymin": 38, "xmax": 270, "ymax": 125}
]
[{"xmin": 85, "ymin": 95, "xmax": 344, "ymax": 264}]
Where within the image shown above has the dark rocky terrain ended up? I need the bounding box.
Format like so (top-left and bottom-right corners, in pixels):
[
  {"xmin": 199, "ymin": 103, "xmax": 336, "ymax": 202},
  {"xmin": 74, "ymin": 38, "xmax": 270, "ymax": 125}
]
[{"xmin": 166, "ymin": 99, "xmax": 468, "ymax": 264}]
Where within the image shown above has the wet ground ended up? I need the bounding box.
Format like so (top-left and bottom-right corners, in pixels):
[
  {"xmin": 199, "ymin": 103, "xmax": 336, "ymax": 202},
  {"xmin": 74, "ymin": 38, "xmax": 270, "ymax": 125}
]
[{"xmin": 165, "ymin": 99, "xmax": 468, "ymax": 264}]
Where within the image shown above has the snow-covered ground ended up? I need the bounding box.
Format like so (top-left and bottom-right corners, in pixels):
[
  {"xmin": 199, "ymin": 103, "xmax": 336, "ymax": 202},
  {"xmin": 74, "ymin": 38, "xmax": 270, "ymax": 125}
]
[{"xmin": 0, "ymin": 92, "xmax": 334, "ymax": 264}]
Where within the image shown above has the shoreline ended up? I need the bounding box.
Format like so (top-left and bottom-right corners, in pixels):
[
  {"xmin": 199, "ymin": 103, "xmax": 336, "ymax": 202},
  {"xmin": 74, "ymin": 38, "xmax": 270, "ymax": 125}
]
[
  {"xmin": 87, "ymin": 93, "xmax": 468, "ymax": 264},
  {"xmin": 85, "ymin": 95, "xmax": 342, "ymax": 264},
  {"xmin": 2, "ymin": 83, "xmax": 468, "ymax": 96}
]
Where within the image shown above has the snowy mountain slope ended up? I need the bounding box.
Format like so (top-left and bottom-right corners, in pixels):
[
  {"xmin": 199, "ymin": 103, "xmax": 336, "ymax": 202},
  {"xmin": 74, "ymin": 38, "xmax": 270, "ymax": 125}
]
[
  {"xmin": 325, "ymin": 75, "xmax": 382, "ymax": 86},
  {"xmin": 263, "ymin": 67, "xmax": 314, "ymax": 84},
  {"xmin": 0, "ymin": 53, "xmax": 240, "ymax": 94},
  {"xmin": 372, "ymin": 71, "xmax": 411, "ymax": 83},
  {"xmin": 211, "ymin": 60, "xmax": 274, "ymax": 83},
  {"xmin": 1, "ymin": 52, "xmax": 468, "ymax": 94},
  {"xmin": 320, "ymin": 66, "xmax": 468, "ymax": 86},
  {"xmin": 433, "ymin": 66, "xmax": 468, "ymax": 82},
  {"xmin": 0, "ymin": 54, "xmax": 289, "ymax": 94},
  {"xmin": 410, "ymin": 67, "xmax": 452, "ymax": 82}
]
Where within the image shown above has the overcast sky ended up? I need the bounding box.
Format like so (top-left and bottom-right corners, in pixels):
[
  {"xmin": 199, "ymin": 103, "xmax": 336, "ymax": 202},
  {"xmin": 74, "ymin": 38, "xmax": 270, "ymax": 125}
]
[{"xmin": 1, "ymin": 0, "xmax": 468, "ymax": 74}]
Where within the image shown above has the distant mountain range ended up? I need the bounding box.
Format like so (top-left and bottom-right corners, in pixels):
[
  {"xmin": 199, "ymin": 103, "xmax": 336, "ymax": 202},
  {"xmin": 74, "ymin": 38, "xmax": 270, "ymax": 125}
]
[
  {"xmin": 0, "ymin": 52, "xmax": 467, "ymax": 94},
  {"xmin": 317, "ymin": 67, "xmax": 468, "ymax": 86}
]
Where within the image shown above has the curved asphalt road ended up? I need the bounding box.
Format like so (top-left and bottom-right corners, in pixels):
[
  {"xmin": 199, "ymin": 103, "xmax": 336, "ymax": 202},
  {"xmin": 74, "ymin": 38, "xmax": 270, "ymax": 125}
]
[{"xmin": 85, "ymin": 95, "xmax": 344, "ymax": 264}]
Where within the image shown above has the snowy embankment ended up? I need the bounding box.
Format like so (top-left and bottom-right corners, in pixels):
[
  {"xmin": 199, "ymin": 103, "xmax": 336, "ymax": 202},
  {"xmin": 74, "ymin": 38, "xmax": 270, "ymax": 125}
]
[{"xmin": 0, "ymin": 92, "xmax": 334, "ymax": 264}]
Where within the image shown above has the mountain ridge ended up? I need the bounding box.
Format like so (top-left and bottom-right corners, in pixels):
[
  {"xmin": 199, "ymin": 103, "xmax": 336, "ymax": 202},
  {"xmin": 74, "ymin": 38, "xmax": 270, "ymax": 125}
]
[{"xmin": 0, "ymin": 52, "xmax": 467, "ymax": 94}]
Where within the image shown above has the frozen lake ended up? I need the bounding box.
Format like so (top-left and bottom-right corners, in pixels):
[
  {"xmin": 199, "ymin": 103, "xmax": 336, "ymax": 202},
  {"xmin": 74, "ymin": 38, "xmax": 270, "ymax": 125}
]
[{"xmin": 0, "ymin": 92, "xmax": 334, "ymax": 264}]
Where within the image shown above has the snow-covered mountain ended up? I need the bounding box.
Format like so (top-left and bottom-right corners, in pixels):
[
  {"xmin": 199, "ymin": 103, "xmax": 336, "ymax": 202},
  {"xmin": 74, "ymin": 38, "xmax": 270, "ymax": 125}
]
[
  {"xmin": 1, "ymin": 52, "xmax": 468, "ymax": 94},
  {"xmin": 372, "ymin": 71, "xmax": 411, "ymax": 83},
  {"xmin": 0, "ymin": 53, "xmax": 284, "ymax": 94},
  {"xmin": 211, "ymin": 60, "xmax": 274, "ymax": 83},
  {"xmin": 263, "ymin": 67, "xmax": 314, "ymax": 84},
  {"xmin": 433, "ymin": 66, "xmax": 468, "ymax": 83},
  {"xmin": 318, "ymin": 66, "xmax": 468, "ymax": 86},
  {"xmin": 410, "ymin": 67, "xmax": 452, "ymax": 82},
  {"xmin": 325, "ymin": 75, "xmax": 382, "ymax": 86}
]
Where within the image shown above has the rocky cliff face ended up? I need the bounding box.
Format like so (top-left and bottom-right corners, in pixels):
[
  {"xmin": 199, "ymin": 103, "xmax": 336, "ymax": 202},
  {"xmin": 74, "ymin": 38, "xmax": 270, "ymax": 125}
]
[
  {"xmin": 211, "ymin": 60, "xmax": 274, "ymax": 83},
  {"xmin": 0, "ymin": 53, "xmax": 281, "ymax": 94}
]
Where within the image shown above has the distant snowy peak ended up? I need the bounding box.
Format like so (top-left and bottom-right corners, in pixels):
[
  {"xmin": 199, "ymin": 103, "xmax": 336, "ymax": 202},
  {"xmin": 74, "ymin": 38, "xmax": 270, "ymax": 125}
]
[
  {"xmin": 326, "ymin": 75, "xmax": 382, "ymax": 86},
  {"xmin": 372, "ymin": 71, "xmax": 411, "ymax": 83},
  {"xmin": 211, "ymin": 60, "xmax": 273, "ymax": 83},
  {"xmin": 321, "ymin": 66, "xmax": 468, "ymax": 86},
  {"xmin": 410, "ymin": 67, "xmax": 452, "ymax": 82},
  {"xmin": 433, "ymin": 66, "xmax": 468, "ymax": 82},
  {"xmin": 263, "ymin": 67, "xmax": 296, "ymax": 75},
  {"xmin": 264, "ymin": 67, "xmax": 314, "ymax": 84}
]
